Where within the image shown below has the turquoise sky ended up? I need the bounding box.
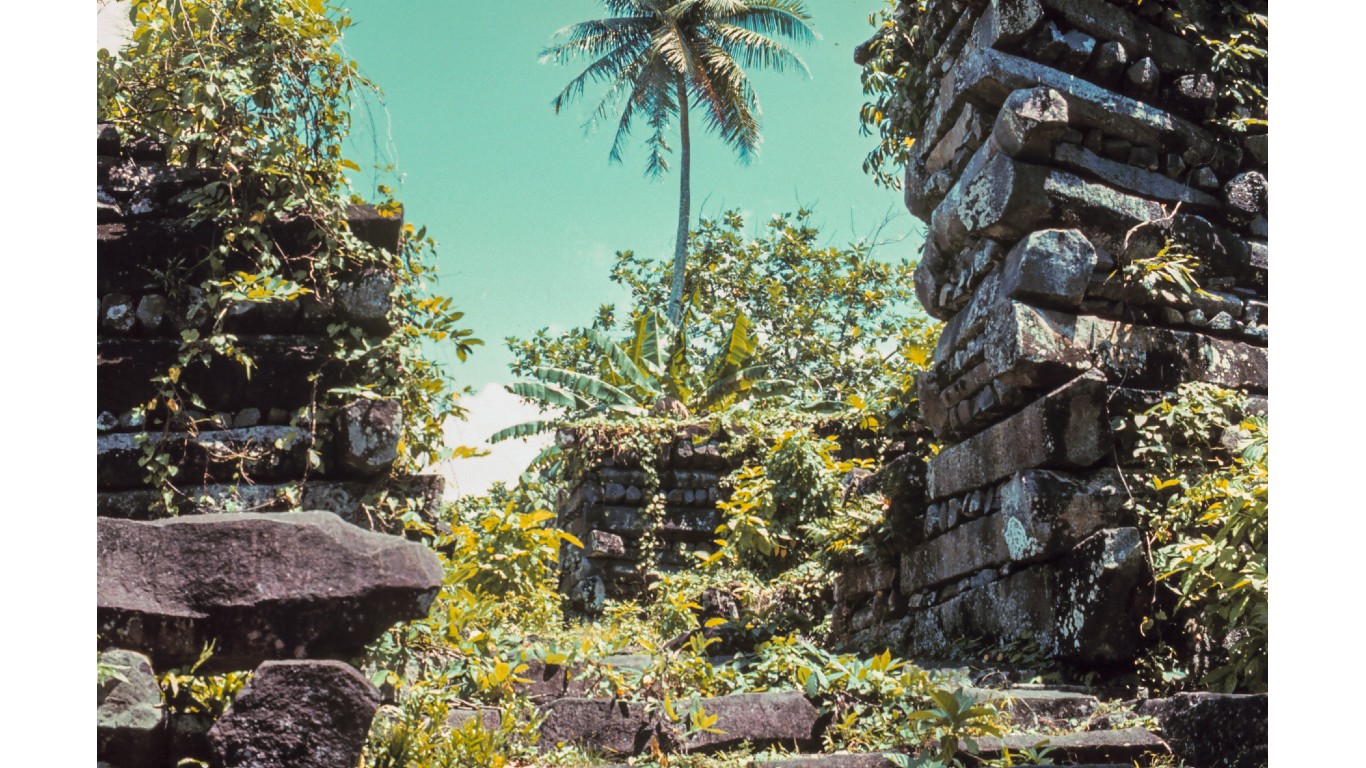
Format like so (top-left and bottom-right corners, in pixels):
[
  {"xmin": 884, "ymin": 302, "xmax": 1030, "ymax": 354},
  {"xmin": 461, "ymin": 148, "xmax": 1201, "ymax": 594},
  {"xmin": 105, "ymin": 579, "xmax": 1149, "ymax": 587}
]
[{"xmin": 341, "ymin": 0, "xmax": 926, "ymax": 392}]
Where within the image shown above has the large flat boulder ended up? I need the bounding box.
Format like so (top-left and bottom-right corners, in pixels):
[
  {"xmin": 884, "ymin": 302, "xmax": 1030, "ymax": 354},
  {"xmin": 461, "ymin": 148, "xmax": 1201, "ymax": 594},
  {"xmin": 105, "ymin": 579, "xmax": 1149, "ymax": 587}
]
[
  {"xmin": 97, "ymin": 511, "xmax": 442, "ymax": 672},
  {"xmin": 207, "ymin": 660, "xmax": 380, "ymax": 768}
]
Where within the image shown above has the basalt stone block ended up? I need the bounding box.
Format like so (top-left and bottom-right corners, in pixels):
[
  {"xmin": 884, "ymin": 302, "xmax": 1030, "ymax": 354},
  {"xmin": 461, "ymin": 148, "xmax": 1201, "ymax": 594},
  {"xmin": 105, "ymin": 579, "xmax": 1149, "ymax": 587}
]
[
  {"xmin": 334, "ymin": 398, "xmax": 402, "ymax": 478},
  {"xmin": 1000, "ymin": 229, "xmax": 1097, "ymax": 309},
  {"xmin": 1137, "ymin": 692, "xmax": 1267, "ymax": 768},
  {"xmin": 992, "ymin": 87, "xmax": 1069, "ymax": 162},
  {"xmin": 538, "ymin": 698, "xmax": 662, "ymax": 755},
  {"xmin": 134, "ymin": 294, "xmax": 167, "ymax": 333},
  {"xmin": 1065, "ymin": 314, "xmax": 1268, "ymax": 392},
  {"xmin": 931, "ymin": 145, "xmax": 1052, "ymax": 254},
  {"xmin": 927, "ymin": 371, "xmax": 1109, "ymax": 501},
  {"xmin": 901, "ymin": 469, "xmax": 1127, "ymax": 593},
  {"xmin": 682, "ymin": 691, "xmax": 825, "ymax": 753},
  {"xmin": 1224, "ymin": 171, "xmax": 1268, "ymax": 225},
  {"xmin": 207, "ymin": 660, "xmax": 380, "ymax": 768},
  {"xmin": 97, "ymin": 649, "xmax": 166, "ymax": 767},
  {"xmin": 101, "ymin": 293, "xmax": 137, "ymax": 334},
  {"xmin": 96, "ymin": 425, "xmax": 314, "ymax": 490},
  {"xmin": 1041, "ymin": 0, "xmax": 1202, "ymax": 73},
  {"xmin": 96, "ymin": 474, "xmax": 445, "ymax": 528},
  {"xmin": 963, "ymin": 686, "xmax": 1100, "ymax": 726},
  {"xmin": 922, "ymin": 48, "xmax": 1216, "ymax": 177},
  {"xmin": 1052, "ymin": 143, "xmax": 1221, "ymax": 210},
  {"xmin": 97, "ymin": 336, "xmax": 336, "ymax": 415},
  {"xmin": 97, "ymin": 511, "xmax": 442, "ymax": 672},
  {"xmin": 344, "ymin": 203, "xmax": 403, "ymax": 253},
  {"xmin": 972, "ymin": 727, "xmax": 1169, "ymax": 764},
  {"xmin": 1093, "ymin": 40, "xmax": 1128, "ymax": 82},
  {"xmin": 1054, "ymin": 526, "xmax": 1148, "ymax": 662},
  {"xmin": 834, "ymin": 564, "xmax": 898, "ymax": 604},
  {"xmin": 906, "ymin": 527, "xmax": 1147, "ymax": 666},
  {"xmin": 975, "ymin": 0, "xmax": 1044, "ymax": 49},
  {"xmin": 932, "ymin": 145, "xmax": 1172, "ymax": 256},
  {"xmin": 1170, "ymin": 73, "xmax": 1216, "ymax": 117},
  {"xmin": 587, "ymin": 529, "xmax": 628, "ymax": 559},
  {"xmin": 1124, "ymin": 57, "xmax": 1160, "ymax": 96},
  {"xmin": 335, "ymin": 268, "xmax": 395, "ymax": 335}
]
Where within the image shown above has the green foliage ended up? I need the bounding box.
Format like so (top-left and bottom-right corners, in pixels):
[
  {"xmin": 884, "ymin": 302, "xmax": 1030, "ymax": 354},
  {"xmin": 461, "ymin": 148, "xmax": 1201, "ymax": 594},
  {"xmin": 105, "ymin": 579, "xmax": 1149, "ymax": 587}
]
[
  {"xmin": 1117, "ymin": 383, "xmax": 1268, "ymax": 693},
  {"xmin": 98, "ymin": 0, "xmax": 479, "ymax": 519},
  {"xmin": 1149, "ymin": 0, "xmax": 1268, "ymax": 136},
  {"xmin": 364, "ymin": 685, "xmax": 543, "ymax": 768},
  {"xmin": 858, "ymin": 1, "xmax": 929, "ymax": 189},
  {"xmin": 509, "ymin": 210, "xmax": 937, "ymax": 407},
  {"xmin": 497, "ymin": 309, "xmax": 785, "ymax": 443}
]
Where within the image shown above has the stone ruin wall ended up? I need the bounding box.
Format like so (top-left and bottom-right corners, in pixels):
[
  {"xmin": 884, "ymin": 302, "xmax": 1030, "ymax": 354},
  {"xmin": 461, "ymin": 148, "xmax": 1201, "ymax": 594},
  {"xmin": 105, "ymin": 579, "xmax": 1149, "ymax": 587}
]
[
  {"xmin": 97, "ymin": 124, "xmax": 444, "ymax": 524},
  {"xmin": 832, "ymin": 0, "xmax": 1268, "ymax": 670},
  {"xmin": 556, "ymin": 426, "xmax": 732, "ymax": 615},
  {"xmin": 96, "ymin": 125, "xmax": 446, "ymax": 768}
]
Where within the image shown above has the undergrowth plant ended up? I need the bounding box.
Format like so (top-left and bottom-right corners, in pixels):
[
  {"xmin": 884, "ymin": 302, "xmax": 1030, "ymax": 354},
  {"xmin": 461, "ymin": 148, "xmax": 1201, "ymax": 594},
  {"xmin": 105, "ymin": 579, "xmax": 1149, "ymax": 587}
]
[{"xmin": 1116, "ymin": 383, "xmax": 1268, "ymax": 693}]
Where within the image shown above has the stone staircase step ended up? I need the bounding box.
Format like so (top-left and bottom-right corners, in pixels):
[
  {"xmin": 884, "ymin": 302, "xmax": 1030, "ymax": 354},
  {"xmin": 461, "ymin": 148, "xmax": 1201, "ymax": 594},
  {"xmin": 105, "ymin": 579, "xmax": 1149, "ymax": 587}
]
[
  {"xmin": 967, "ymin": 726, "xmax": 1169, "ymax": 765},
  {"xmin": 964, "ymin": 685, "xmax": 1100, "ymax": 726},
  {"xmin": 535, "ymin": 690, "xmax": 826, "ymax": 756},
  {"xmin": 683, "ymin": 691, "xmax": 824, "ymax": 753}
]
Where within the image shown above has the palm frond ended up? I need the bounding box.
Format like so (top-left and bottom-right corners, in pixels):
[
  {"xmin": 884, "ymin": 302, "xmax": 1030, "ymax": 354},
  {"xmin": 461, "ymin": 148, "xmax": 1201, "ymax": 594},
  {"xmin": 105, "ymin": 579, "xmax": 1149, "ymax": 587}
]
[
  {"xmin": 585, "ymin": 328, "xmax": 661, "ymax": 399},
  {"xmin": 530, "ymin": 366, "xmax": 642, "ymax": 408},
  {"xmin": 507, "ymin": 381, "xmax": 589, "ymax": 412},
  {"xmin": 490, "ymin": 419, "xmax": 555, "ymax": 444}
]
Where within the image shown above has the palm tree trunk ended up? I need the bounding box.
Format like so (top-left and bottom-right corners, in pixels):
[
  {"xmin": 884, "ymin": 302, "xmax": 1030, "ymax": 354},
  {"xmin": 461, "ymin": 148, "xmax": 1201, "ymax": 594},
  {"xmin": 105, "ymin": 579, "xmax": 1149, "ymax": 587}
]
[{"xmin": 667, "ymin": 79, "xmax": 691, "ymax": 326}]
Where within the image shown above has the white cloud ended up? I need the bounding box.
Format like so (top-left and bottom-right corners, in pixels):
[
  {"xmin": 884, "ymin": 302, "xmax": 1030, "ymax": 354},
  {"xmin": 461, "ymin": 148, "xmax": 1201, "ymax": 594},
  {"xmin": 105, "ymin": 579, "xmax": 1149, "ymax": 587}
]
[
  {"xmin": 97, "ymin": 1, "xmax": 132, "ymax": 53},
  {"xmin": 427, "ymin": 384, "xmax": 556, "ymax": 500}
]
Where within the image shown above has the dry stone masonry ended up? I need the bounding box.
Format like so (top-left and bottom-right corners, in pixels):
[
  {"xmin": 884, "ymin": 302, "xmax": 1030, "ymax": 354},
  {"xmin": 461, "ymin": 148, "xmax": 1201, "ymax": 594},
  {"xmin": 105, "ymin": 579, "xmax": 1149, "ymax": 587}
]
[
  {"xmin": 556, "ymin": 425, "xmax": 734, "ymax": 614},
  {"xmin": 95, "ymin": 125, "xmax": 445, "ymax": 768},
  {"xmin": 97, "ymin": 124, "xmax": 443, "ymax": 524},
  {"xmin": 836, "ymin": 0, "xmax": 1268, "ymax": 674}
]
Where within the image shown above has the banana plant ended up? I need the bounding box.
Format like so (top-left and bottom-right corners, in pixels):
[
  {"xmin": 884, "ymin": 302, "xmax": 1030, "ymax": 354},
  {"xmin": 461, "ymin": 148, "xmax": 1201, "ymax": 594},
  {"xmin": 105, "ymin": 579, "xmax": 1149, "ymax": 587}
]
[{"xmin": 491, "ymin": 307, "xmax": 790, "ymax": 445}]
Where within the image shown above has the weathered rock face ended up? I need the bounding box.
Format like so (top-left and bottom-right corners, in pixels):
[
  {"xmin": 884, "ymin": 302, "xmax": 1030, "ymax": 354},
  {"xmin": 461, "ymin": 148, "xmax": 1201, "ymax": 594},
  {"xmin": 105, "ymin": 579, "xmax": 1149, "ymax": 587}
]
[
  {"xmin": 835, "ymin": 0, "xmax": 1268, "ymax": 671},
  {"xmin": 207, "ymin": 660, "xmax": 381, "ymax": 768},
  {"xmin": 681, "ymin": 691, "xmax": 825, "ymax": 753},
  {"xmin": 538, "ymin": 698, "xmax": 662, "ymax": 755},
  {"xmin": 333, "ymin": 397, "xmax": 403, "ymax": 478},
  {"xmin": 1138, "ymin": 692, "xmax": 1268, "ymax": 768},
  {"xmin": 97, "ymin": 511, "xmax": 443, "ymax": 672},
  {"xmin": 97, "ymin": 649, "xmax": 166, "ymax": 766}
]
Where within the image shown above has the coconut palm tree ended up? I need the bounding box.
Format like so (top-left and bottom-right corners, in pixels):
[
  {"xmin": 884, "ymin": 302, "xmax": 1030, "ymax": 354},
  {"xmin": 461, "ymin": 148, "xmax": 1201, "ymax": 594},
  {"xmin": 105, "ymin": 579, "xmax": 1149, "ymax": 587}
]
[{"xmin": 541, "ymin": 0, "xmax": 815, "ymax": 325}]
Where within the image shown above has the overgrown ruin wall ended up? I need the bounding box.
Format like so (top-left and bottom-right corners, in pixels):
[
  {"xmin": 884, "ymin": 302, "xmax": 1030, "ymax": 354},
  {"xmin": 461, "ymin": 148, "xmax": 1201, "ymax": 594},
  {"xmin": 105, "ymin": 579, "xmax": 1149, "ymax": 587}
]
[
  {"xmin": 556, "ymin": 426, "xmax": 732, "ymax": 614},
  {"xmin": 95, "ymin": 125, "xmax": 445, "ymax": 767},
  {"xmin": 833, "ymin": 0, "xmax": 1268, "ymax": 669},
  {"xmin": 96, "ymin": 125, "xmax": 443, "ymax": 524}
]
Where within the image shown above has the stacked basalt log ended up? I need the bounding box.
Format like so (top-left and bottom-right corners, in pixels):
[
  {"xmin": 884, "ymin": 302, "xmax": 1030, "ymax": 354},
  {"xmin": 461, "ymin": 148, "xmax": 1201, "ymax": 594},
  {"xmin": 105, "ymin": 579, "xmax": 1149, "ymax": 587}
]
[
  {"xmin": 555, "ymin": 427, "xmax": 733, "ymax": 615},
  {"xmin": 835, "ymin": 0, "xmax": 1267, "ymax": 670},
  {"xmin": 96, "ymin": 125, "xmax": 447, "ymax": 767},
  {"xmin": 96, "ymin": 124, "xmax": 444, "ymax": 524}
]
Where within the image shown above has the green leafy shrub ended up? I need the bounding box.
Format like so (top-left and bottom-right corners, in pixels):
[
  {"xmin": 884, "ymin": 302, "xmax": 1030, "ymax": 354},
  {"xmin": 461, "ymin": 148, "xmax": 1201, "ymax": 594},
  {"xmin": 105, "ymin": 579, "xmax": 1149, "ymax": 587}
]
[{"xmin": 1118, "ymin": 383, "xmax": 1268, "ymax": 693}]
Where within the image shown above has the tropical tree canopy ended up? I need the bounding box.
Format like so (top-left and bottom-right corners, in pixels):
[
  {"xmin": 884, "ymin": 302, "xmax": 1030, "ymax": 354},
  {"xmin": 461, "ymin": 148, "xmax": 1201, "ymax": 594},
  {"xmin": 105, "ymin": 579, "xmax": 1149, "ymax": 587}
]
[
  {"xmin": 508, "ymin": 210, "xmax": 937, "ymax": 408},
  {"xmin": 541, "ymin": 0, "xmax": 816, "ymax": 324}
]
